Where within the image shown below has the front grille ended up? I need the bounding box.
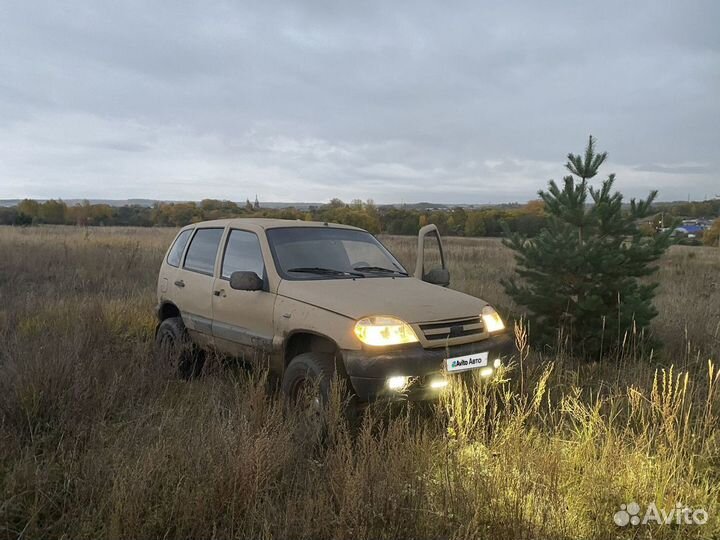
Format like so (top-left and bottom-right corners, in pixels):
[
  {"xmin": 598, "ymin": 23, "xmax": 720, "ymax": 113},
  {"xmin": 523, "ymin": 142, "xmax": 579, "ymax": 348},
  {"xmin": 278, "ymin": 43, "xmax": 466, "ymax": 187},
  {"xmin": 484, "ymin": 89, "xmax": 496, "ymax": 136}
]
[{"xmin": 418, "ymin": 316, "xmax": 484, "ymax": 342}]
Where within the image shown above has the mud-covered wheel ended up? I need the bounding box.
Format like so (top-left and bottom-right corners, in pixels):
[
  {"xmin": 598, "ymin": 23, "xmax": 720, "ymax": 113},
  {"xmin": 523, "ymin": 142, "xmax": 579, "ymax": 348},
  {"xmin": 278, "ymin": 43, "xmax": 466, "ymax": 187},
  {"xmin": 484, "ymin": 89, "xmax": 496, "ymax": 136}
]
[
  {"xmin": 281, "ymin": 352, "xmax": 358, "ymax": 431},
  {"xmin": 154, "ymin": 316, "xmax": 204, "ymax": 379}
]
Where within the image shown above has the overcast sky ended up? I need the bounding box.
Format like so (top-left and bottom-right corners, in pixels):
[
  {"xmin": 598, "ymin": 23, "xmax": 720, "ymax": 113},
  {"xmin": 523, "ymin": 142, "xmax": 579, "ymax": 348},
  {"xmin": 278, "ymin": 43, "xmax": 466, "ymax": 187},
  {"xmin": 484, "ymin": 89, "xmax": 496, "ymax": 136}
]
[{"xmin": 1, "ymin": 1, "xmax": 718, "ymax": 204}]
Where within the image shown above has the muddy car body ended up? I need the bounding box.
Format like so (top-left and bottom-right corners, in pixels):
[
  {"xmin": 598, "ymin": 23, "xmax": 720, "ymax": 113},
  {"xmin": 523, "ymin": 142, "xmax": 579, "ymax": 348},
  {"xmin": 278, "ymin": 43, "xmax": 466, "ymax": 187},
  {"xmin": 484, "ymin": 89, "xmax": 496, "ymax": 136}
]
[{"xmin": 155, "ymin": 218, "xmax": 513, "ymax": 403}]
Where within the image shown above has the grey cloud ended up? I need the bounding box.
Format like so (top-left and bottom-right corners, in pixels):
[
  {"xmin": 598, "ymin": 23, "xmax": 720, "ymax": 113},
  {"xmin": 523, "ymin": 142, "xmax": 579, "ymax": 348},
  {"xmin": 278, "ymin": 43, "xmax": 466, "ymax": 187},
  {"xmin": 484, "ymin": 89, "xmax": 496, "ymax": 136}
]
[
  {"xmin": 633, "ymin": 164, "xmax": 713, "ymax": 175},
  {"xmin": 92, "ymin": 141, "xmax": 151, "ymax": 153},
  {"xmin": 1, "ymin": 1, "xmax": 719, "ymax": 203}
]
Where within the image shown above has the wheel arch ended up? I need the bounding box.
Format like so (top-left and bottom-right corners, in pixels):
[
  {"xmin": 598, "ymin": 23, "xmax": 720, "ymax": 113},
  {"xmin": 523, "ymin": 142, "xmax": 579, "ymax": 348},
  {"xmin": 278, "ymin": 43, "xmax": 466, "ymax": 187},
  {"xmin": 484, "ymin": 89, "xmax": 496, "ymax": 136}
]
[
  {"xmin": 283, "ymin": 330, "xmax": 342, "ymax": 369},
  {"xmin": 157, "ymin": 301, "xmax": 181, "ymax": 322}
]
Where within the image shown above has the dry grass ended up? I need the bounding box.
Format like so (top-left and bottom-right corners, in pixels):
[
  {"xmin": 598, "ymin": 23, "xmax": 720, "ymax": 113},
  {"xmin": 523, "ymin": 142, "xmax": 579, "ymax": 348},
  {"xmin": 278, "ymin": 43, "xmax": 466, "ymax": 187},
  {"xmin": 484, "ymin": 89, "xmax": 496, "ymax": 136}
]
[
  {"xmin": 383, "ymin": 234, "xmax": 720, "ymax": 362},
  {"xmin": 1, "ymin": 226, "xmax": 719, "ymax": 540}
]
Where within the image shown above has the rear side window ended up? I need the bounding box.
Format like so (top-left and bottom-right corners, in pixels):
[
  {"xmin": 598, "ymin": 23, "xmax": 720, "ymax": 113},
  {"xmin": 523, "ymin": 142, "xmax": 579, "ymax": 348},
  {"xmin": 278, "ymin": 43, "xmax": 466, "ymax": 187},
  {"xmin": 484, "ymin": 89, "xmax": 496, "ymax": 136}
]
[
  {"xmin": 167, "ymin": 229, "xmax": 192, "ymax": 267},
  {"xmin": 183, "ymin": 228, "xmax": 223, "ymax": 275},
  {"xmin": 222, "ymin": 230, "xmax": 265, "ymax": 279}
]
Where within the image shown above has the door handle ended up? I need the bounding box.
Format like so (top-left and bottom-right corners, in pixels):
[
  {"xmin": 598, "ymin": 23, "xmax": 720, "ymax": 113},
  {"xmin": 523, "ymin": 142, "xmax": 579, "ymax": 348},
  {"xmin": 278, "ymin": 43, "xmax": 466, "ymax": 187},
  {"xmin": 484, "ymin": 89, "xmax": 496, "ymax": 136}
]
[
  {"xmin": 213, "ymin": 289, "xmax": 226, "ymax": 298},
  {"xmin": 174, "ymin": 280, "xmax": 185, "ymax": 288}
]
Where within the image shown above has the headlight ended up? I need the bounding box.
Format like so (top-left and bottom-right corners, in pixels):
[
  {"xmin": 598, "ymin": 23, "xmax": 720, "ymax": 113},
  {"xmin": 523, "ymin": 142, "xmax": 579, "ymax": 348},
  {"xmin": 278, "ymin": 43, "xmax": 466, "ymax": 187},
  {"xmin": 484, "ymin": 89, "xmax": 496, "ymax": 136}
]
[
  {"xmin": 354, "ymin": 316, "xmax": 419, "ymax": 346},
  {"xmin": 482, "ymin": 305, "xmax": 505, "ymax": 333}
]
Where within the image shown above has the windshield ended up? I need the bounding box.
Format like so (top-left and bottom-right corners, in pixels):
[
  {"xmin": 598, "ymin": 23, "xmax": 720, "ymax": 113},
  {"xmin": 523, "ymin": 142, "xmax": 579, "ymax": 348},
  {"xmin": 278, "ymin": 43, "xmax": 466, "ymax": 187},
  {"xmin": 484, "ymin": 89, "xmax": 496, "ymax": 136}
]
[{"xmin": 266, "ymin": 227, "xmax": 408, "ymax": 280}]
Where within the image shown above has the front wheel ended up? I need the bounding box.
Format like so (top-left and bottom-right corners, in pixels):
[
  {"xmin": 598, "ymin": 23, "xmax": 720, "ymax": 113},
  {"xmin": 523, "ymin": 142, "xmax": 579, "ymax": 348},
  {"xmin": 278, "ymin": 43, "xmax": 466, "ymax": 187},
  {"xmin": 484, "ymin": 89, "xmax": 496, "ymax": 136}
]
[
  {"xmin": 281, "ymin": 352, "xmax": 358, "ymax": 430},
  {"xmin": 154, "ymin": 316, "xmax": 204, "ymax": 379}
]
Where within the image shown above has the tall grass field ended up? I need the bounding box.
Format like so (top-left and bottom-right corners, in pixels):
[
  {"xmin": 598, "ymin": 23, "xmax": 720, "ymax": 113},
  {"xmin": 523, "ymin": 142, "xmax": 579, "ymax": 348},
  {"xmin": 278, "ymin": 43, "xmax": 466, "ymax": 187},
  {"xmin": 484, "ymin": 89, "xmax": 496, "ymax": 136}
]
[{"xmin": 1, "ymin": 226, "xmax": 719, "ymax": 539}]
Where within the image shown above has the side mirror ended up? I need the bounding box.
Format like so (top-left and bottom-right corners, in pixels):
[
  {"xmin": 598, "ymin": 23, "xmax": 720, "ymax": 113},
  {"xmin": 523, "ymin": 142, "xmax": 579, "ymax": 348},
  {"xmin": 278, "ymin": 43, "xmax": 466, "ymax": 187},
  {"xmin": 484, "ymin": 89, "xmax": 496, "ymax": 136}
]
[
  {"xmin": 423, "ymin": 267, "xmax": 450, "ymax": 287},
  {"xmin": 229, "ymin": 271, "xmax": 264, "ymax": 291}
]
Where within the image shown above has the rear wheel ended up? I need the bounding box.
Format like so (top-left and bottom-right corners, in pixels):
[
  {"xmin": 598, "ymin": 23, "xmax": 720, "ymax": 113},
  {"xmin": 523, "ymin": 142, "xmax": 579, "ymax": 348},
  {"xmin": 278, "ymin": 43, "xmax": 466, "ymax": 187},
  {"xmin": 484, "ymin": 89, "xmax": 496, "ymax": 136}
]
[{"xmin": 154, "ymin": 316, "xmax": 204, "ymax": 379}]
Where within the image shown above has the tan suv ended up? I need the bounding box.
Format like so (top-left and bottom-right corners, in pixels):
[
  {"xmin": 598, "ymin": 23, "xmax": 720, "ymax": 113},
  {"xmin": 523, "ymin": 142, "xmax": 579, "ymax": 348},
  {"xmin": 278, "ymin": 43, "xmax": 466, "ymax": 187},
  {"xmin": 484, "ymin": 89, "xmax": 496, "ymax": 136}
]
[{"xmin": 155, "ymin": 219, "xmax": 513, "ymax": 405}]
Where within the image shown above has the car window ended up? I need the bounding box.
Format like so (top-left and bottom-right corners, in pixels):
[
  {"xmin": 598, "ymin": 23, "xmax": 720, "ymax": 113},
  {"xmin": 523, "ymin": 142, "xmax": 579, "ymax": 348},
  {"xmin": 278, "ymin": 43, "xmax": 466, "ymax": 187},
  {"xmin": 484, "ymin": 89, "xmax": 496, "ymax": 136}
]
[
  {"xmin": 341, "ymin": 240, "xmax": 395, "ymax": 268},
  {"xmin": 167, "ymin": 229, "xmax": 192, "ymax": 268},
  {"xmin": 266, "ymin": 227, "xmax": 407, "ymax": 280},
  {"xmin": 183, "ymin": 228, "xmax": 223, "ymax": 275},
  {"xmin": 222, "ymin": 230, "xmax": 265, "ymax": 279},
  {"xmin": 421, "ymin": 232, "xmax": 444, "ymax": 271}
]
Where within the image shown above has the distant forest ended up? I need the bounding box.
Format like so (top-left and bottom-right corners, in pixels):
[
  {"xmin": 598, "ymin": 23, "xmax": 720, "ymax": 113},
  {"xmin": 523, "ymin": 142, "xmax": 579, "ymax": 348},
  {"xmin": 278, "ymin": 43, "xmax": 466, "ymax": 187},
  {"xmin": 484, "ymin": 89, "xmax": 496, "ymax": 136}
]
[{"xmin": 1, "ymin": 197, "xmax": 719, "ymax": 237}]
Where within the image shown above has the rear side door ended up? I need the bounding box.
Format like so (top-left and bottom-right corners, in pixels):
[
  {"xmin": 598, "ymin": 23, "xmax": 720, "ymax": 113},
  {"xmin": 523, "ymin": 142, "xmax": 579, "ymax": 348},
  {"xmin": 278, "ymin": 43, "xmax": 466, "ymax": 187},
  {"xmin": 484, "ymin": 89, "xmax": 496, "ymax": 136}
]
[
  {"xmin": 158, "ymin": 227, "xmax": 193, "ymax": 303},
  {"xmin": 212, "ymin": 228, "xmax": 275, "ymax": 364},
  {"xmin": 174, "ymin": 227, "xmax": 224, "ymax": 348}
]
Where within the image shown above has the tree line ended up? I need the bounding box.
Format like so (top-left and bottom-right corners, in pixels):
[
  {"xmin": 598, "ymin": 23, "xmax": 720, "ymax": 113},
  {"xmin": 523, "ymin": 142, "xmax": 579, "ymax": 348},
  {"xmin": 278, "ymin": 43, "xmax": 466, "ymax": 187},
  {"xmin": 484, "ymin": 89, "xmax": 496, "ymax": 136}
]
[
  {"xmin": 0, "ymin": 197, "xmax": 548, "ymax": 237},
  {"xmin": 1, "ymin": 196, "xmax": 718, "ymax": 239}
]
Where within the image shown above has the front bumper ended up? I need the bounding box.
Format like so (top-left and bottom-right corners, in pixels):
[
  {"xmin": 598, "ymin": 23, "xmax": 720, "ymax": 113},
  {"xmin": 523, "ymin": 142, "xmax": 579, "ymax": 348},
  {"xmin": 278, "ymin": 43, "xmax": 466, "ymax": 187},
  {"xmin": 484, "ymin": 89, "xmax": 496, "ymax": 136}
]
[{"xmin": 341, "ymin": 332, "xmax": 515, "ymax": 402}]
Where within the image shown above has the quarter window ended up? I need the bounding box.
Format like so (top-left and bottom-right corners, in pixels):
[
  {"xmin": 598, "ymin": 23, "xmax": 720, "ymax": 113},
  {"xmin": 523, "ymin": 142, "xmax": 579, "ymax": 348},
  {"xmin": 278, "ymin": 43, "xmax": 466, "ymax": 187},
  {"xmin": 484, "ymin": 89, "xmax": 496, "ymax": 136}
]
[
  {"xmin": 222, "ymin": 230, "xmax": 265, "ymax": 279},
  {"xmin": 183, "ymin": 228, "xmax": 223, "ymax": 275},
  {"xmin": 167, "ymin": 229, "xmax": 192, "ymax": 267}
]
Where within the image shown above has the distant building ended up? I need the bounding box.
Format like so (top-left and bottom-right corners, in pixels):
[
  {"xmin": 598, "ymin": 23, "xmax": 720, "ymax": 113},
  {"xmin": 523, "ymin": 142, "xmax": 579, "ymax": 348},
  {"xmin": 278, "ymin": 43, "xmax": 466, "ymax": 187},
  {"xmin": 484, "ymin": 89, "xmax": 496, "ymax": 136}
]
[
  {"xmin": 680, "ymin": 218, "xmax": 713, "ymax": 228},
  {"xmin": 671, "ymin": 218, "xmax": 713, "ymax": 240},
  {"xmin": 673, "ymin": 224, "xmax": 705, "ymax": 239}
]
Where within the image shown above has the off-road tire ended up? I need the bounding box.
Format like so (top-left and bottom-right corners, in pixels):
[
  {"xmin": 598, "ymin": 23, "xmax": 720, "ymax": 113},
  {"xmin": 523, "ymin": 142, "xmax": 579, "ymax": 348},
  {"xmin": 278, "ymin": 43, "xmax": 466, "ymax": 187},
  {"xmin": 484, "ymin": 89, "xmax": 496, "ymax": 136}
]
[
  {"xmin": 281, "ymin": 352, "xmax": 359, "ymax": 428},
  {"xmin": 281, "ymin": 352, "xmax": 336, "ymax": 402},
  {"xmin": 154, "ymin": 316, "xmax": 204, "ymax": 379}
]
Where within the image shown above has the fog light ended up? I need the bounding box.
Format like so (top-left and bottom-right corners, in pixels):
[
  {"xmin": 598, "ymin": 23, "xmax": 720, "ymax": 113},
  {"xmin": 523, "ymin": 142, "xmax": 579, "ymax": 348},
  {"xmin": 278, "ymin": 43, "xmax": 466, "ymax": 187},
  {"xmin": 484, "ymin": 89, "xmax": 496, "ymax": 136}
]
[
  {"xmin": 479, "ymin": 367, "xmax": 494, "ymax": 378},
  {"xmin": 429, "ymin": 378, "xmax": 448, "ymax": 390},
  {"xmin": 493, "ymin": 358, "xmax": 502, "ymax": 369},
  {"xmin": 387, "ymin": 376, "xmax": 409, "ymax": 390}
]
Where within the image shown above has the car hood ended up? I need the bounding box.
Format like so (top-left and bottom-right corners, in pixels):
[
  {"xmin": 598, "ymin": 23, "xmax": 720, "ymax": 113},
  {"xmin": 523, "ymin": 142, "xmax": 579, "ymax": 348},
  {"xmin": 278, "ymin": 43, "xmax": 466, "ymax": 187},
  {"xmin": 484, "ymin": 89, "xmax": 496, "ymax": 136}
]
[{"xmin": 277, "ymin": 277, "xmax": 487, "ymax": 323}]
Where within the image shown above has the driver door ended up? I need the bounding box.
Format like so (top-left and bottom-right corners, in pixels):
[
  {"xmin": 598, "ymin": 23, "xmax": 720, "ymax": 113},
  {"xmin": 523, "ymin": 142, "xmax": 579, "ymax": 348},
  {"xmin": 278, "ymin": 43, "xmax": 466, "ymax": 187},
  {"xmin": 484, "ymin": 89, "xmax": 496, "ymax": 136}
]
[
  {"xmin": 211, "ymin": 229, "xmax": 275, "ymax": 364},
  {"xmin": 414, "ymin": 224, "xmax": 450, "ymax": 286}
]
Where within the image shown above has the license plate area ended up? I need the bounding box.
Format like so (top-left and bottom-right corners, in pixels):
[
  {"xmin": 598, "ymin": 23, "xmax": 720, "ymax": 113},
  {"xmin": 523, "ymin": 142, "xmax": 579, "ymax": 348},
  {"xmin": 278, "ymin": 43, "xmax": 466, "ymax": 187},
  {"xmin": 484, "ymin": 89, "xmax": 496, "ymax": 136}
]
[{"xmin": 445, "ymin": 351, "xmax": 489, "ymax": 373}]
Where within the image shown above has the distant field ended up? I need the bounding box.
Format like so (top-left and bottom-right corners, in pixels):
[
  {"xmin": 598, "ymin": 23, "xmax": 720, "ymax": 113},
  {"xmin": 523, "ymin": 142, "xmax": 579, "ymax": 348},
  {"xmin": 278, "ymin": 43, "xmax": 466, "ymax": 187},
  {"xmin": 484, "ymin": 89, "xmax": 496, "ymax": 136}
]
[
  {"xmin": 382, "ymin": 234, "xmax": 720, "ymax": 363},
  {"xmin": 1, "ymin": 226, "xmax": 719, "ymax": 539}
]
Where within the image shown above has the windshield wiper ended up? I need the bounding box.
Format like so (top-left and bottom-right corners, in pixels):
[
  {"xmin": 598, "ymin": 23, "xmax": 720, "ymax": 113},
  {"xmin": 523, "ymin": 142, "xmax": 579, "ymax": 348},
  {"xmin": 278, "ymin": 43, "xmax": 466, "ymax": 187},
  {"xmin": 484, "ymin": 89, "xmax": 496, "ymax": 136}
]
[
  {"xmin": 287, "ymin": 267, "xmax": 365, "ymax": 278},
  {"xmin": 353, "ymin": 266, "xmax": 409, "ymax": 276}
]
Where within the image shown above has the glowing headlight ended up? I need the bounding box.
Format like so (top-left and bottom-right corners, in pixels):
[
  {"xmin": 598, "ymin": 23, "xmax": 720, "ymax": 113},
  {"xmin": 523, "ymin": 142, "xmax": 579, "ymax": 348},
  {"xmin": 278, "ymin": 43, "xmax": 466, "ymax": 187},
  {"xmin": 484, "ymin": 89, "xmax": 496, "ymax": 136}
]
[
  {"xmin": 482, "ymin": 305, "xmax": 505, "ymax": 333},
  {"xmin": 354, "ymin": 316, "xmax": 419, "ymax": 346}
]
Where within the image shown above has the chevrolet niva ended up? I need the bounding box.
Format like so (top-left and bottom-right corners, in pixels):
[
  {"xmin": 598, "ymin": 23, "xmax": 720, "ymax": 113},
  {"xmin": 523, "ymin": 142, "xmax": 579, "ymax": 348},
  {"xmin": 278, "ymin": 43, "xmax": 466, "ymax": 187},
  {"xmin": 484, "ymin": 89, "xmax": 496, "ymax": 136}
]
[{"xmin": 155, "ymin": 219, "xmax": 514, "ymax": 407}]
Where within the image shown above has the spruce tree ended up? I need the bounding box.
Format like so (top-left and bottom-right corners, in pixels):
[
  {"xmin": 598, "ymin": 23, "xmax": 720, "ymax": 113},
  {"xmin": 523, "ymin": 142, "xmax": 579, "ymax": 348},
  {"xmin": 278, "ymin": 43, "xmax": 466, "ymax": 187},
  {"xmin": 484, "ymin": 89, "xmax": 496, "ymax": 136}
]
[{"xmin": 502, "ymin": 136, "xmax": 672, "ymax": 359}]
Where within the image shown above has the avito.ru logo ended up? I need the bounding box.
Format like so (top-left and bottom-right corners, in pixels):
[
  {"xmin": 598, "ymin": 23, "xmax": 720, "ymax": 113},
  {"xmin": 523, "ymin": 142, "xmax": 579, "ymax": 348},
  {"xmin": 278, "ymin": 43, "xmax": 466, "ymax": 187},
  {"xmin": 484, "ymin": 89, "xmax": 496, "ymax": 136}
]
[{"xmin": 614, "ymin": 502, "xmax": 708, "ymax": 527}]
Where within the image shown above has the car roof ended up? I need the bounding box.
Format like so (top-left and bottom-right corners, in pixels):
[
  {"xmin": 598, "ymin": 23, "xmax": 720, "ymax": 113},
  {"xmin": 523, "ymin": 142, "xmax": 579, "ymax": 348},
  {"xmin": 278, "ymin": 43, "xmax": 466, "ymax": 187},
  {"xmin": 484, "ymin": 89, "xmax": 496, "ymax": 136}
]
[{"xmin": 183, "ymin": 217, "xmax": 365, "ymax": 232}]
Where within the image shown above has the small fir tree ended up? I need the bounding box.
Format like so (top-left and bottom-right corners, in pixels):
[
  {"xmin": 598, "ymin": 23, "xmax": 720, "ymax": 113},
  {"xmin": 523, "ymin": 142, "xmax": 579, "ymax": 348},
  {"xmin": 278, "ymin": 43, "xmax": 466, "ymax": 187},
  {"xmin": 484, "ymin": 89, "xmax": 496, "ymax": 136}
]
[{"xmin": 502, "ymin": 136, "xmax": 672, "ymax": 359}]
